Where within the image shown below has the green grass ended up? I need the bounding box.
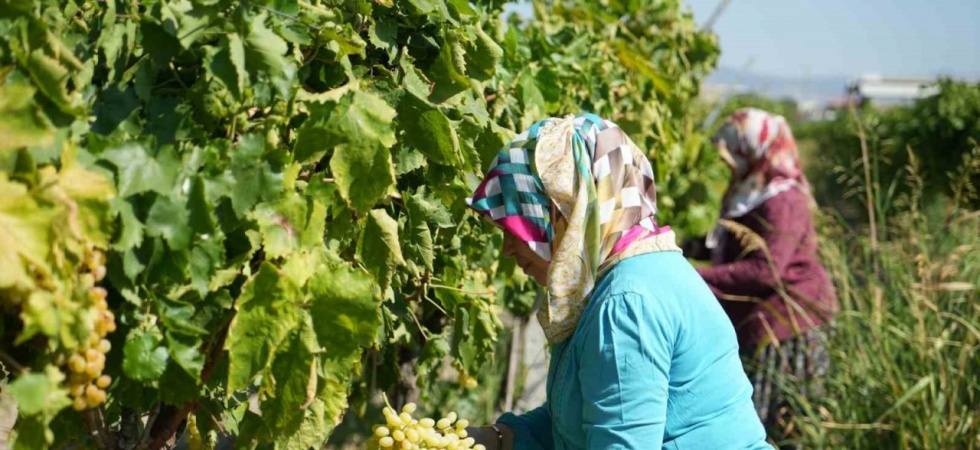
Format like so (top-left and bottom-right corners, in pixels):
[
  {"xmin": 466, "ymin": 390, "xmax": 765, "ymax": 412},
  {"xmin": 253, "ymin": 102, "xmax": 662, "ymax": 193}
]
[{"xmin": 784, "ymin": 145, "xmax": 980, "ymax": 449}]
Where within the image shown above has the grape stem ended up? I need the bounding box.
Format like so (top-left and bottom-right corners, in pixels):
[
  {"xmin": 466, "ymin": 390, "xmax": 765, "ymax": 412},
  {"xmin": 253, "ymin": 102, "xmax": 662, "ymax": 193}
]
[
  {"xmin": 0, "ymin": 351, "xmax": 25, "ymax": 374},
  {"xmin": 82, "ymin": 408, "xmax": 115, "ymax": 449}
]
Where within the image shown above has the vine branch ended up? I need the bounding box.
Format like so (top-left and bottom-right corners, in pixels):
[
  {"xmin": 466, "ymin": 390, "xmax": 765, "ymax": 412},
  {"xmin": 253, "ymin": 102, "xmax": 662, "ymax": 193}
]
[{"xmin": 146, "ymin": 316, "xmax": 232, "ymax": 450}]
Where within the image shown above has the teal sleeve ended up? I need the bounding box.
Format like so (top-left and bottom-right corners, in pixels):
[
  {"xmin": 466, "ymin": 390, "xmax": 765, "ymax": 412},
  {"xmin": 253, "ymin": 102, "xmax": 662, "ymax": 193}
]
[
  {"xmin": 496, "ymin": 404, "xmax": 554, "ymax": 450},
  {"xmin": 577, "ymin": 292, "xmax": 673, "ymax": 449}
]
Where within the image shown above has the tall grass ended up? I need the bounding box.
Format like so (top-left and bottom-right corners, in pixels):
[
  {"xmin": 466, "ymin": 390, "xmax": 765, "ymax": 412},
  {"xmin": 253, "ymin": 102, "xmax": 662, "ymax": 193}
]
[{"xmin": 785, "ymin": 142, "xmax": 980, "ymax": 449}]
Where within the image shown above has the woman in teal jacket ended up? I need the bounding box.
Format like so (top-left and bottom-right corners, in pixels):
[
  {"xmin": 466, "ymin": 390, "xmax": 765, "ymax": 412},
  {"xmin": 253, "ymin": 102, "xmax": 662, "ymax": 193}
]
[{"xmin": 466, "ymin": 114, "xmax": 771, "ymax": 450}]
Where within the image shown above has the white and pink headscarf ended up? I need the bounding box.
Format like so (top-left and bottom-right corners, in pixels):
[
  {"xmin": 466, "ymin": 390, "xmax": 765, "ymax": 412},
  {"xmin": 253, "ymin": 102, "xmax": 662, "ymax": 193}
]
[{"xmin": 707, "ymin": 108, "xmax": 811, "ymax": 262}]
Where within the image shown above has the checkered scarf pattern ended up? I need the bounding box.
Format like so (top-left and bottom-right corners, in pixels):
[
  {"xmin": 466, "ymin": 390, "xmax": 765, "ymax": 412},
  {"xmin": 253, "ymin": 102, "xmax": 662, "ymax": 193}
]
[
  {"xmin": 467, "ymin": 119, "xmax": 555, "ymax": 260},
  {"xmin": 469, "ymin": 113, "xmax": 678, "ymax": 343}
]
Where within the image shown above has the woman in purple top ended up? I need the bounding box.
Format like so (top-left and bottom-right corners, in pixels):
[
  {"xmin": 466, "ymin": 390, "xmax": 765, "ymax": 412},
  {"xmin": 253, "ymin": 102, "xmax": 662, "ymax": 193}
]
[{"xmin": 686, "ymin": 108, "xmax": 838, "ymax": 448}]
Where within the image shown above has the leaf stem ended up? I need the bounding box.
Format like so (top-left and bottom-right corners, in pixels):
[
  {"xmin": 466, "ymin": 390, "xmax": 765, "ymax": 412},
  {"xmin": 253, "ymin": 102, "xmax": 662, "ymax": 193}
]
[
  {"xmin": 168, "ymin": 62, "xmax": 190, "ymax": 91},
  {"xmin": 428, "ymin": 283, "xmax": 495, "ymax": 298},
  {"xmin": 407, "ymin": 307, "xmax": 431, "ymax": 340},
  {"xmin": 423, "ymin": 295, "xmax": 448, "ymax": 316}
]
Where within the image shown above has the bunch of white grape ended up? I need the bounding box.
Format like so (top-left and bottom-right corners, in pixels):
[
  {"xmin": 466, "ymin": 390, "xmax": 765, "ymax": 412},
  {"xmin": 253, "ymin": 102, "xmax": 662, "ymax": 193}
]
[
  {"xmin": 371, "ymin": 402, "xmax": 485, "ymax": 450},
  {"xmin": 67, "ymin": 248, "xmax": 117, "ymax": 410}
]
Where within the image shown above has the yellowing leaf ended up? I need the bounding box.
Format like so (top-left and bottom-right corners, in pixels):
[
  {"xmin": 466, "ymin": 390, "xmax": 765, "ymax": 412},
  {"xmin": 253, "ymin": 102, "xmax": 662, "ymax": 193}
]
[
  {"xmin": 0, "ymin": 174, "xmax": 53, "ymax": 290},
  {"xmin": 56, "ymin": 163, "xmax": 115, "ymax": 248},
  {"xmin": 308, "ymin": 252, "xmax": 381, "ymax": 357},
  {"xmin": 225, "ymin": 263, "xmax": 302, "ymax": 394},
  {"xmin": 7, "ymin": 367, "xmax": 70, "ymax": 416},
  {"xmin": 0, "ymin": 83, "xmax": 54, "ymax": 152}
]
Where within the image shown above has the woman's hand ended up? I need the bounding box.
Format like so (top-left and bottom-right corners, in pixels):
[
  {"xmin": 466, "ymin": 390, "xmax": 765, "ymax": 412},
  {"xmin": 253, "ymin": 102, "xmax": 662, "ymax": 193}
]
[{"xmin": 465, "ymin": 424, "xmax": 514, "ymax": 450}]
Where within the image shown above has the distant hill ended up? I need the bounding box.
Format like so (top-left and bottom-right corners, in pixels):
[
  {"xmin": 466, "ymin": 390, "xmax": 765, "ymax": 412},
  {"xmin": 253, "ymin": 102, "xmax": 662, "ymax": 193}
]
[{"xmin": 704, "ymin": 66, "xmax": 851, "ymax": 102}]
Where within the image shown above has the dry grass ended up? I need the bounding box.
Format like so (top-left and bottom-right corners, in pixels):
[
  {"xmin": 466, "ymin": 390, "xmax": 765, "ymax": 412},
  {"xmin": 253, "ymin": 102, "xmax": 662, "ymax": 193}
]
[{"xmin": 779, "ymin": 137, "xmax": 980, "ymax": 449}]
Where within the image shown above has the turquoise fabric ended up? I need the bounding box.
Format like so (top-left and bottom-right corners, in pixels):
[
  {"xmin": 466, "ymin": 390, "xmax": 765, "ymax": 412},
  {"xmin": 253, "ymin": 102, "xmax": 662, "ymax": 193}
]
[{"xmin": 497, "ymin": 252, "xmax": 771, "ymax": 449}]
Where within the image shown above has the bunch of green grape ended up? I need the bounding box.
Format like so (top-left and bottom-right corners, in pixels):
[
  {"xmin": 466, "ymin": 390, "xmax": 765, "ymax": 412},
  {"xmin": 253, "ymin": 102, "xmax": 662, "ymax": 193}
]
[{"xmin": 371, "ymin": 402, "xmax": 485, "ymax": 450}]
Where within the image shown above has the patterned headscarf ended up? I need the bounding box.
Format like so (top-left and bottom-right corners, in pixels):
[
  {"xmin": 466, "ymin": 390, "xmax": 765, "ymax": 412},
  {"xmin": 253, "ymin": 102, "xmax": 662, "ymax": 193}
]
[
  {"xmin": 468, "ymin": 113, "xmax": 679, "ymax": 343},
  {"xmin": 707, "ymin": 108, "xmax": 811, "ymax": 262}
]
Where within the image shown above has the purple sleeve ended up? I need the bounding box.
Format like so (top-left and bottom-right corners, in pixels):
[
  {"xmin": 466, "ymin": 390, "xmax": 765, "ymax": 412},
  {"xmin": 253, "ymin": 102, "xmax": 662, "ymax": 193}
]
[{"xmin": 697, "ymin": 194, "xmax": 807, "ymax": 296}]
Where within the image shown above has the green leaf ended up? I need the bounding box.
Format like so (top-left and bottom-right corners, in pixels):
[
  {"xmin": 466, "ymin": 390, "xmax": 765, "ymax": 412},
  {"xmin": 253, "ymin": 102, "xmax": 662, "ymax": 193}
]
[
  {"xmin": 308, "ymin": 252, "xmax": 381, "ymax": 358},
  {"xmin": 11, "ymin": 413, "xmax": 52, "ymax": 450},
  {"xmin": 415, "ymin": 334, "xmax": 450, "ymax": 387},
  {"xmin": 140, "ymin": 19, "xmax": 181, "ymax": 65},
  {"xmin": 535, "ymin": 65, "xmax": 562, "ymax": 105},
  {"xmin": 92, "ymin": 84, "xmax": 140, "ymax": 135},
  {"xmin": 476, "ymin": 121, "xmax": 512, "ymax": 171},
  {"xmin": 206, "ymin": 33, "xmax": 247, "ymax": 100},
  {"xmin": 245, "ymin": 13, "xmax": 296, "ymax": 98},
  {"xmin": 251, "ymin": 193, "xmax": 327, "ymax": 259},
  {"xmin": 518, "ymin": 70, "xmax": 545, "ymax": 128},
  {"xmin": 261, "ymin": 316, "xmax": 318, "ymax": 436},
  {"xmin": 310, "ymin": 356, "xmax": 359, "ymax": 441},
  {"xmin": 18, "ymin": 291, "xmax": 62, "ymax": 344},
  {"xmin": 6, "ymin": 368, "xmax": 69, "ymax": 416},
  {"xmin": 322, "ymin": 23, "xmax": 367, "ymax": 60},
  {"xmin": 187, "ymin": 175, "xmax": 215, "ymax": 235},
  {"xmin": 161, "ymin": 0, "xmax": 212, "ymax": 48},
  {"xmin": 406, "ymin": 0, "xmax": 452, "ymax": 22},
  {"xmin": 402, "ymin": 218, "xmax": 434, "ymax": 276},
  {"xmin": 464, "ymin": 24, "xmax": 502, "ymax": 80},
  {"xmin": 159, "ymin": 301, "xmax": 209, "ymax": 337},
  {"xmin": 446, "ymin": 0, "xmax": 476, "ymax": 17},
  {"xmin": 398, "ymin": 92, "xmax": 460, "ymax": 166},
  {"xmin": 295, "ymin": 91, "xmax": 399, "ymax": 213},
  {"xmin": 406, "ymin": 190, "xmax": 454, "ymax": 229},
  {"xmin": 395, "ymin": 148, "xmax": 427, "ymax": 175},
  {"xmin": 451, "ymin": 303, "xmax": 499, "ymax": 374},
  {"xmin": 98, "ymin": 23, "xmax": 127, "ymax": 80},
  {"xmin": 280, "ymin": 249, "xmax": 319, "ymax": 288},
  {"xmin": 122, "ymin": 330, "xmax": 170, "ymax": 382},
  {"xmin": 7, "ymin": 367, "xmax": 67, "ymax": 449},
  {"xmin": 294, "ymin": 90, "xmax": 397, "ymax": 164},
  {"xmin": 190, "ymin": 236, "xmax": 225, "ymax": 296},
  {"xmin": 330, "ymin": 143, "xmax": 395, "ymax": 215},
  {"xmin": 368, "ymin": 20, "xmax": 398, "ymax": 64},
  {"xmin": 400, "ymin": 54, "xmax": 432, "ymax": 100},
  {"xmin": 110, "ymin": 198, "xmax": 144, "ymax": 251},
  {"xmin": 165, "ymin": 331, "xmax": 204, "ymax": 380},
  {"xmin": 145, "ymin": 195, "xmax": 191, "ymax": 250},
  {"xmin": 101, "ymin": 143, "xmax": 180, "ymax": 197},
  {"xmin": 427, "ymin": 31, "xmax": 471, "ymax": 102},
  {"xmin": 225, "ymin": 263, "xmax": 302, "ymax": 393},
  {"xmin": 223, "ymin": 134, "xmax": 283, "ymax": 217},
  {"xmin": 358, "ymin": 209, "xmax": 405, "ymax": 291}
]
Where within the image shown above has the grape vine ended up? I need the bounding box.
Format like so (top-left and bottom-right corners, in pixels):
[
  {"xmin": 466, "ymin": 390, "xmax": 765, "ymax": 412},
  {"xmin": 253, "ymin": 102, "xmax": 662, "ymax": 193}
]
[{"xmin": 0, "ymin": 0, "xmax": 717, "ymax": 448}]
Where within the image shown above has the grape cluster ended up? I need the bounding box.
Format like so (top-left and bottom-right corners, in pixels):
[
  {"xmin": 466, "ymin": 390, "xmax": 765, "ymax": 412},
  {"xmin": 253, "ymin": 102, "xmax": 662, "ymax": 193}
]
[
  {"xmin": 371, "ymin": 403, "xmax": 485, "ymax": 450},
  {"xmin": 458, "ymin": 372, "xmax": 479, "ymax": 389},
  {"xmin": 68, "ymin": 248, "xmax": 117, "ymax": 411},
  {"xmin": 186, "ymin": 413, "xmax": 204, "ymax": 450},
  {"xmin": 451, "ymin": 361, "xmax": 479, "ymax": 390}
]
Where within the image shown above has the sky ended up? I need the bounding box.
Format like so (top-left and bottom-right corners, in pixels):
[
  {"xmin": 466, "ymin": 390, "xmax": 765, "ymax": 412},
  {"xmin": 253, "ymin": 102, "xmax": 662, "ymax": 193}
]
[{"xmin": 505, "ymin": 1, "xmax": 980, "ymax": 81}]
